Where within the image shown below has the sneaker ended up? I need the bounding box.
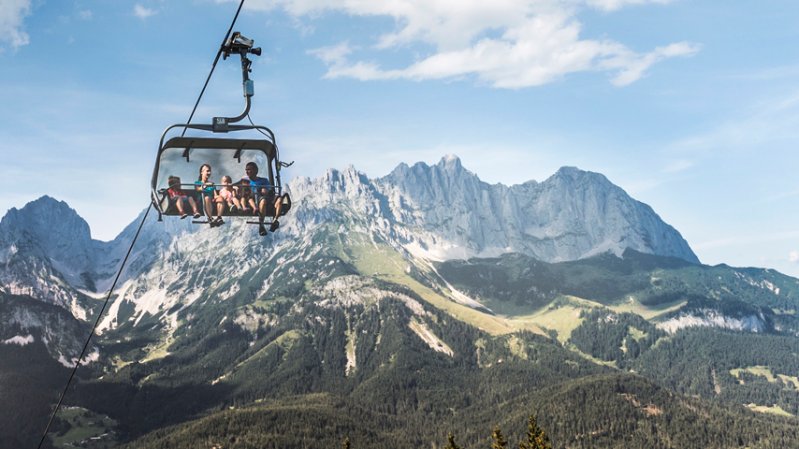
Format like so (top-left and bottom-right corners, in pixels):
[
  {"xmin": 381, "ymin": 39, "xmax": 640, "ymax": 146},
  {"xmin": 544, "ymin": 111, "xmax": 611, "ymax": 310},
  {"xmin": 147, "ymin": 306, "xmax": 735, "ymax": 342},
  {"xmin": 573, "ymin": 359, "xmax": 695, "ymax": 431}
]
[
  {"xmin": 193, "ymin": 212, "xmax": 201, "ymax": 218},
  {"xmin": 215, "ymin": 217, "xmax": 225, "ymax": 225},
  {"xmin": 230, "ymin": 205, "xmax": 238, "ymax": 213},
  {"xmin": 209, "ymin": 218, "xmax": 219, "ymax": 228},
  {"xmin": 258, "ymin": 224, "xmax": 267, "ymax": 236},
  {"xmin": 269, "ymin": 220, "xmax": 280, "ymax": 232},
  {"xmin": 180, "ymin": 213, "xmax": 188, "ymax": 219}
]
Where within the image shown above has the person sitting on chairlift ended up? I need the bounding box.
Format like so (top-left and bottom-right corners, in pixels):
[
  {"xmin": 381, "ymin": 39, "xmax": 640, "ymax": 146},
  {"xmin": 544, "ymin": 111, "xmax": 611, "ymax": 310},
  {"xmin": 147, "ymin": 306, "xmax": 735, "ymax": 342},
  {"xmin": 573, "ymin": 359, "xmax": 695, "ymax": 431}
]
[
  {"xmin": 167, "ymin": 176, "xmax": 201, "ymax": 219},
  {"xmin": 215, "ymin": 175, "xmax": 242, "ymax": 213},
  {"xmin": 195, "ymin": 163, "xmax": 225, "ymax": 227},
  {"xmin": 240, "ymin": 161, "xmax": 282, "ymax": 235}
]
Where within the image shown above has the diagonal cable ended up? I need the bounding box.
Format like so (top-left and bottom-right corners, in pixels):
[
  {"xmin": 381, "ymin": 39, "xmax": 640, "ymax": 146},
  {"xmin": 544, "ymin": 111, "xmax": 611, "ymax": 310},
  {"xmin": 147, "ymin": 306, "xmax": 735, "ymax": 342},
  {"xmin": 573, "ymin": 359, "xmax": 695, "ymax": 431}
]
[
  {"xmin": 181, "ymin": 0, "xmax": 247, "ymax": 137},
  {"xmin": 37, "ymin": 204, "xmax": 152, "ymax": 449},
  {"xmin": 37, "ymin": 2, "xmax": 249, "ymax": 447}
]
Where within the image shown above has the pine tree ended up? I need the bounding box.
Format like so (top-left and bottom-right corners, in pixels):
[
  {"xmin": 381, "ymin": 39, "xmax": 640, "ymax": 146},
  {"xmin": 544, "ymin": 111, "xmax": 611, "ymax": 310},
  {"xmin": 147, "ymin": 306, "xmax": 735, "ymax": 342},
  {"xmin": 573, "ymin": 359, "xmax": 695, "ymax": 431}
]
[
  {"xmin": 444, "ymin": 432, "xmax": 462, "ymax": 449},
  {"xmin": 518, "ymin": 415, "xmax": 552, "ymax": 449},
  {"xmin": 492, "ymin": 426, "xmax": 508, "ymax": 449}
]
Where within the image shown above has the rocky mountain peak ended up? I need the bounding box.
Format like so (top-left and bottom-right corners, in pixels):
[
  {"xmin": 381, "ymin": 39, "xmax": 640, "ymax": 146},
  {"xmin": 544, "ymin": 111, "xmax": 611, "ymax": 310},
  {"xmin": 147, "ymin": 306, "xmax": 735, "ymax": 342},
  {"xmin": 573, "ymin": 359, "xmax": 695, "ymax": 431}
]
[
  {"xmin": 0, "ymin": 195, "xmax": 95, "ymax": 273},
  {"xmin": 438, "ymin": 153, "xmax": 463, "ymax": 171},
  {"xmin": 1, "ymin": 195, "xmax": 92, "ymax": 244},
  {"xmin": 1, "ymin": 156, "xmax": 699, "ymax": 309}
]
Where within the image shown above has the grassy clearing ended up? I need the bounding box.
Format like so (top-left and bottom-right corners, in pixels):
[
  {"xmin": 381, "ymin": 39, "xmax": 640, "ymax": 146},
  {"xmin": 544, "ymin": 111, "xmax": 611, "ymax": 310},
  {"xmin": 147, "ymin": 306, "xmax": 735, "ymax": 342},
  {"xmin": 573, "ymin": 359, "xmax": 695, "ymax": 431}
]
[
  {"xmin": 778, "ymin": 374, "xmax": 799, "ymax": 390},
  {"xmin": 345, "ymin": 237, "xmax": 517, "ymax": 335},
  {"xmin": 507, "ymin": 296, "xmax": 600, "ymax": 343},
  {"xmin": 610, "ymin": 297, "xmax": 686, "ymax": 320},
  {"xmin": 628, "ymin": 326, "xmax": 648, "ymax": 342},
  {"xmin": 340, "ymin": 235, "xmax": 680, "ymax": 345},
  {"xmin": 746, "ymin": 403, "xmax": 794, "ymax": 417},
  {"xmin": 250, "ymin": 330, "xmax": 301, "ymax": 364},
  {"xmin": 344, "ymin": 236, "xmax": 617, "ymax": 339},
  {"xmin": 506, "ymin": 335, "xmax": 528, "ymax": 360},
  {"xmin": 729, "ymin": 367, "xmax": 799, "ymax": 391},
  {"xmin": 140, "ymin": 323, "xmax": 179, "ymax": 364},
  {"xmin": 111, "ymin": 355, "xmax": 132, "ymax": 371},
  {"xmin": 564, "ymin": 343, "xmax": 617, "ymax": 368},
  {"xmin": 212, "ymin": 330, "xmax": 303, "ymax": 385},
  {"xmin": 51, "ymin": 407, "xmax": 117, "ymax": 448},
  {"xmin": 730, "ymin": 366, "xmax": 777, "ymax": 383},
  {"xmin": 771, "ymin": 308, "xmax": 797, "ymax": 315}
]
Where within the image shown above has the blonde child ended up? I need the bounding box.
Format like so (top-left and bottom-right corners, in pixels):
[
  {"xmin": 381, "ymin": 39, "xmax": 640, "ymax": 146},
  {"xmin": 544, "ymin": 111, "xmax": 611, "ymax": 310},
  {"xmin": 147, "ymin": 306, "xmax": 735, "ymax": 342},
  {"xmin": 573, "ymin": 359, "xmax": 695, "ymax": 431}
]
[
  {"xmin": 167, "ymin": 176, "xmax": 201, "ymax": 219},
  {"xmin": 215, "ymin": 176, "xmax": 242, "ymax": 213}
]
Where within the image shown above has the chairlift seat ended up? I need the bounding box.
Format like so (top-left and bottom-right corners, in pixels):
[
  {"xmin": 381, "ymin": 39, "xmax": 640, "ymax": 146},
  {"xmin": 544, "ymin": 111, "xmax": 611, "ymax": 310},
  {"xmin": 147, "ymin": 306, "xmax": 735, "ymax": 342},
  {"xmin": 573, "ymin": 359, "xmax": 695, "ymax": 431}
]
[{"xmin": 151, "ymin": 124, "xmax": 291, "ymax": 222}]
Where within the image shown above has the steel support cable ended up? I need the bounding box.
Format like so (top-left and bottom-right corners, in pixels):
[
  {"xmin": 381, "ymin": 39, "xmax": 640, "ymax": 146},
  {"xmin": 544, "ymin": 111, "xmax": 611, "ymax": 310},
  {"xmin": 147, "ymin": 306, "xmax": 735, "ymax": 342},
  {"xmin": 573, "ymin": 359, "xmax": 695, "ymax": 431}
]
[
  {"xmin": 37, "ymin": 204, "xmax": 152, "ymax": 449},
  {"xmin": 181, "ymin": 0, "xmax": 247, "ymax": 137},
  {"xmin": 37, "ymin": 2, "xmax": 248, "ymax": 446}
]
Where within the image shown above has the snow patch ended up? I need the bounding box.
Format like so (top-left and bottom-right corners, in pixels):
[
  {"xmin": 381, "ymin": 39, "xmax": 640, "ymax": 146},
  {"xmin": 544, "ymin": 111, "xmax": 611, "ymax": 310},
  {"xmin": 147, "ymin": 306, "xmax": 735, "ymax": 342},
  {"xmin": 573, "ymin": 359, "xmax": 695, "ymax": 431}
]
[
  {"xmin": 3, "ymin": 334, "xmax": 34, "ymax": 346},
  {"xmin": 70, "ymin": 297, "xmax": 87, "ymax": 321},
  {"xmin": 96, "ymin": 282, "xmax": 133, "ymax": 334},
  {"xmin": 57, "ymin": 348, "xmax": 100, "ymax": 368}
]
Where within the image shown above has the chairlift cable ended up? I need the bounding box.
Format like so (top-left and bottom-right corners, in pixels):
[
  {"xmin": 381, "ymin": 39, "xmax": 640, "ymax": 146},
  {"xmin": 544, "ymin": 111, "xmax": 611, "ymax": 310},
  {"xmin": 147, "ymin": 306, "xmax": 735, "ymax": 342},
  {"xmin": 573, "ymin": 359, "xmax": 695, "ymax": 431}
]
[
  {"xmin": 181, "ymin": 0, "xmax": 247, "ymax": 137},
  {"xmin": 37, "ymin": 2, "xmax": 248, "ymax": 446},
  {"xmin": 37, "ymin": 204, "xmax": 153, "ymax": 449}
]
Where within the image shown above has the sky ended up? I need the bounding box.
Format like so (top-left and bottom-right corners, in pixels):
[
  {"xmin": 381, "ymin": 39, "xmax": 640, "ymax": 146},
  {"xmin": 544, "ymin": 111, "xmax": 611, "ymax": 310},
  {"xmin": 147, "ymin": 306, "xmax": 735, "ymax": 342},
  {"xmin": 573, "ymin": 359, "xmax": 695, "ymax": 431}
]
[{"xmin": 1, "ymin": 0, "xmax": 798, "ymax": 277}]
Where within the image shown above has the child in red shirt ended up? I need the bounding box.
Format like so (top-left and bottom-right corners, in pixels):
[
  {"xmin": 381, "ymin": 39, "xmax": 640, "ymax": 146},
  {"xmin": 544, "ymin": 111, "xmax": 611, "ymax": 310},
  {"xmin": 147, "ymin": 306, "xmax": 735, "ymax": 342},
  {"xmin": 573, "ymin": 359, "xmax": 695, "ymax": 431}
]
[{"xmin": 167, "ymin": 176, "xmax": 201, "ymax": 219}]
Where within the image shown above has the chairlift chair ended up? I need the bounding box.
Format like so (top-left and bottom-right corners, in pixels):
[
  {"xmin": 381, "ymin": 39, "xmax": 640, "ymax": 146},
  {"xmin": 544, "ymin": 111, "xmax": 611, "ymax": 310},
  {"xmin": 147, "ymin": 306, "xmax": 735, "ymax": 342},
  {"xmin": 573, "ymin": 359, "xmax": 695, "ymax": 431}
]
[{"xmin": 149, "ymin": 32, "xmax": 292, "ymax": 230}]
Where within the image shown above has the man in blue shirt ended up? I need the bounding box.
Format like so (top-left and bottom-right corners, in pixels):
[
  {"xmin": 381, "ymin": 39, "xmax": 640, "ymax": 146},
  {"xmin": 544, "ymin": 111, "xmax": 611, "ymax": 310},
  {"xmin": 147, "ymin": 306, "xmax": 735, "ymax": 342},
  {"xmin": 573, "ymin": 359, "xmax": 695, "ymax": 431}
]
[{"xmin": 241, "ymin": 162, "xmax": 282, "ymax": 235}]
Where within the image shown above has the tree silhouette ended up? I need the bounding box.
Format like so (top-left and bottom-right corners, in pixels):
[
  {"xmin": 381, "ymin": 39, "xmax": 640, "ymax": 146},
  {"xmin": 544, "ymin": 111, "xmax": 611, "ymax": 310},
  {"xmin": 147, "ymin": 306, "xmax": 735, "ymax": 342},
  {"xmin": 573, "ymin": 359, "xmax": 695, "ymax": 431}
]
[
  {"xmin": 492, "ymin": 426, "xmax": 508, "ymax": 449},
  {"xmin": 444, "ymin": 432, "xmax": 462, "ymax": 449},
  {"xmin": 518, "ymin": 415, "xmax": 551, "ymax": 449}
]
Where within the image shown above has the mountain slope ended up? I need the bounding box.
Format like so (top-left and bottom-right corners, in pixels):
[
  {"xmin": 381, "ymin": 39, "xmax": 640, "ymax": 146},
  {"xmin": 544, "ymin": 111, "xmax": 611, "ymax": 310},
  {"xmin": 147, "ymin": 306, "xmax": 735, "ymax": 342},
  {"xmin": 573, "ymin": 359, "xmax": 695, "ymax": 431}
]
[{"xmin": 2, "ymin": 157, "xmax": 798, "ymax": 448}]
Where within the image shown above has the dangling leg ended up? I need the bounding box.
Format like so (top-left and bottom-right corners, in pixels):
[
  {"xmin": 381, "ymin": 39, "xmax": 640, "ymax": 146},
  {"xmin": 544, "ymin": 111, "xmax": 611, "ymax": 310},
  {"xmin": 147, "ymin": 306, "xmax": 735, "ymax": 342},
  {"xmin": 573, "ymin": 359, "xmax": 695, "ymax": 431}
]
[
  {"xmin": 258, "ymin": 197, "xmax": 267, "ymax": 236},
  {"xmin": 188, "ymin": 196, "xmax": 201, "ymax": 218},
  {"xmin": 215, "ymin": 199, "xmax": 225, "ymax": 225},
  {"xmin": 269, "ymin": 196, "xmax": 282, "ymax": 232},
  {"xmin": 203, "ymin": 194, "xmax": 216, "ymax": 226},
  {"xmin": 176, "ymin": 197, "xmax": 188, "ymax": 219}
]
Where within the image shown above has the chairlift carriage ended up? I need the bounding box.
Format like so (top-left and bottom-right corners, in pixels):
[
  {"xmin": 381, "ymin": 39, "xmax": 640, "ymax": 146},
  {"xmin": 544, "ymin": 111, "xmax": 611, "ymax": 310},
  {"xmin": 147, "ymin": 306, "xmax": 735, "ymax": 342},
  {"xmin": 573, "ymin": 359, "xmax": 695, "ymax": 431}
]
[
  {"xmin": 38, "ymin": 19, "xmax": 297, "ymax": 449},
  {"xmin": 150, "ymin": 32, "xmax": 291, "ymax": 234}
]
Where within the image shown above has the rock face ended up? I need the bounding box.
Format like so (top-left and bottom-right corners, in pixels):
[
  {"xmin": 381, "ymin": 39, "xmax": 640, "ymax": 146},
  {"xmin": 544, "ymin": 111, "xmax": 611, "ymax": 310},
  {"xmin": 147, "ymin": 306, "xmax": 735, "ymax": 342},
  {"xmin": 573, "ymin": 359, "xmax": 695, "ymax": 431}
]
[
  {"xmin": 376, "ymin": 157, "xmax": 698, "ymax": 263},
  {"xmin": 2, "ymin": 157, "xmax": 797, "ymax": 449},
  {"xmin": 0, "ymin": 197, "xmax": 97, "ymax": 311},
  {"xmin": 0, "ymin": 158, "xmax": 697, "ymax": 312},
  {"xmin": 0, "ymin": 156, "xmax": 700, "ymax": 337}
]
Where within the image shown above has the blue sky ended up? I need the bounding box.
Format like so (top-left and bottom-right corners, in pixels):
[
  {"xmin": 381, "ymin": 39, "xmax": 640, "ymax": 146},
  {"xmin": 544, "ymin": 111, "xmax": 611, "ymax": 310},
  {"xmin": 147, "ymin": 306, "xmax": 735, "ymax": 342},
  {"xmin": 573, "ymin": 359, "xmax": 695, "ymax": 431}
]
[{"xmin": 1, "ymin": 0, "xmax": 798, "ymax": 277}]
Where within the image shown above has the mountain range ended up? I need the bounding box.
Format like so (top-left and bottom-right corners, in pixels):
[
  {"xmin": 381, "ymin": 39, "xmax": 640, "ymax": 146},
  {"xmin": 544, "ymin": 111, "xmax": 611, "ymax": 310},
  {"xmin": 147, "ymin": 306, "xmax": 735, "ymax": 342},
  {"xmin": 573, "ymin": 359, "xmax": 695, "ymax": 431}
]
[{"xmin": 1, "ymin": 156, "xmax": 798, "ymax": 449}]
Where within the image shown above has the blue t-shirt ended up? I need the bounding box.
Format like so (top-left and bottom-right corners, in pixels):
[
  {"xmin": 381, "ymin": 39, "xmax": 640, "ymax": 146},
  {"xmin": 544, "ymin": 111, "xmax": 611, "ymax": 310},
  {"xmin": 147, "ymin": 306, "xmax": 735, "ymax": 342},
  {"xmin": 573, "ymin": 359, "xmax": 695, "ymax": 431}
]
[
  {"xmin": 195, "ymin": 180, "xmax": 216, "ymax": 196},
  {"xmin": 243, "ymin": 176, "xmax": 271, "ymax": 196}
]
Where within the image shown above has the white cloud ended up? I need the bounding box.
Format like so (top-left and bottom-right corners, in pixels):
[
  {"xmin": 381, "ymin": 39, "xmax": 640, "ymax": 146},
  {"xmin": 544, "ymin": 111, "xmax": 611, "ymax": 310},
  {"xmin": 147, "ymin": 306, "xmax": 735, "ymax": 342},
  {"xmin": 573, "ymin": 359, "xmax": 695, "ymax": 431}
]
[
  {"xmin": 790, "ymin": 251, "xmax": 799, "ymax": 263},
  {"xmin": 78, "ymin": 10, "xmax": 93, "ymax": 21},
  {"xmin": 585, "ymin": 0, "xmax": 673, "ymax": 12},
  {"xmin": 222, "ymin": 0, "xmax": 697, "ymax": 89},
  {"xmin": 133, "ymin": 4, "xmax": 157, "ymax": 20},
  {"xmin": 0, "ymin": 0, "xmax": 32, "ymax": 51}
]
